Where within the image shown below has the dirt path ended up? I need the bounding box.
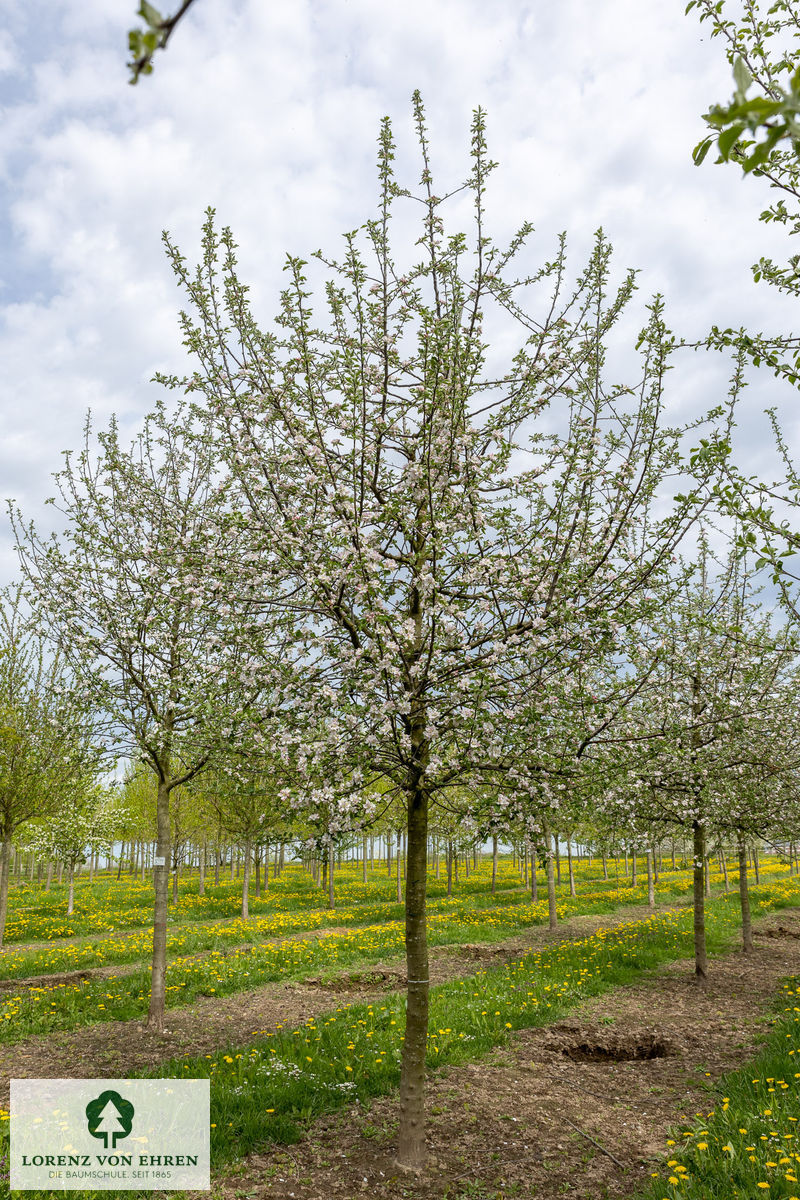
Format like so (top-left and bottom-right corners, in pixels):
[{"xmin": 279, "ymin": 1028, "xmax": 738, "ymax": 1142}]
[
  {"xmin": 203, "ymin": 907, "xmax": 800, "ymax": 1200},
  {"xmin": 0, "ymin": 905, "xmax": 678, "ymax": 1104}
]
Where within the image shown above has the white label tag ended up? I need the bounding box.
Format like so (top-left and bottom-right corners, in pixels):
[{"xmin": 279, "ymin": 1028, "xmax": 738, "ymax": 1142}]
[{"xmin": 153, "ymin": 856, "xmax": 166, "ymax": 866}]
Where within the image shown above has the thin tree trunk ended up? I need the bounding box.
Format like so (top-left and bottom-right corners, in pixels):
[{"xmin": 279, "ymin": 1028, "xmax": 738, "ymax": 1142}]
[
  {"xmin": 328, "ymin": 841, "xmax": 335, "ymax": 910},
  {"xmin": 67, "ymin": 863, "xmax": 75, "ymax": 916},
  {"xmin": 646, "ymin": 846, "xmax": 655, "ymax": 908},
  {"xmin": 446, "ymin": 840, "xmax": 453, "ymax": 897},
  {"xmin": 0, "ymin": 837, "xmax": 12, "ymax": 948},
  {"xmin": 720, "ymin": 848, "xmax": 729, "ymax": 894},
  {"xmin": 693, "ymin": 819, "xmax": 708, "ymax": 983},
  {"xmin": 45, "ymin": 859, "xmax": 54, "ymax": 892},
  {"xmin": 362, "ymin": 835, "xmax": 368, "ymax": 885},
  {"xmin": 198, "ymin": 842, "xmax": 206, "ymax": 897},
  {"xmin": 738, "ymin": 838, "xmax": 753, "ymax": 953},
  {"xmin": 544, "ymin": 825, "xmax": 557, "ymax": 930},
  {"xmin": 753, "ymin": 845, "xmax": 760, "ymax": 884},
  {"xmin": 396, "ymin": 832, "xmax": 402, "ymax": 904},
  {"xmin": 601, "ymin": 851, "xmax": 608, "ymax": 881},
  {"xmin": 240, "ymin": 837, "xmax": 252, "ymax": 918},
  {"xmin": 491, "ymin": 834, "xmax": 498, "ymax": 894},
  {"xmin": 396, "ymin": 784, "xmax": 429, "ymax": 1171},
  {"xmin": 567, "ymin": 840, "xmax": 576, "ymax": 897},
  {"xmin": 147, "ymin": 776, "xmax": 171, "ymax": 1031}
]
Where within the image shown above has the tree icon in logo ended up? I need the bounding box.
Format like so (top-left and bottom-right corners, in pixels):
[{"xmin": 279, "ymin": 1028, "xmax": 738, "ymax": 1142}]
[{"xmin": 85, "ymin": 1090, "xmax": 134, "ymax": 1149}]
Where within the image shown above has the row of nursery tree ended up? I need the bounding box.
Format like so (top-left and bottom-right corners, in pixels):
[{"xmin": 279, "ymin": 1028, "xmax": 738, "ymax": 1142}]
[{"xmin": 7, "ymin": 0, "xmax": 800, "ymax": 1158}]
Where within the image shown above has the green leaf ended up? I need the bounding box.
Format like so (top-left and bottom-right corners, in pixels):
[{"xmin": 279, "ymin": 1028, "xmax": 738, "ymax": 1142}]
[
  {"xmin": 718, "ymin": 122, "xmax": 746, "ymax": 159},
  {"xmin": 138, "ymin": 1, "xmax": 163, "ymax": 28},
  {"xmin": 733, "ymin": 56, "xmax": 752, "ymax": 95},
  {"xmin": 693, "ymin": 136, "xmax": 715, "ymax": 165}
]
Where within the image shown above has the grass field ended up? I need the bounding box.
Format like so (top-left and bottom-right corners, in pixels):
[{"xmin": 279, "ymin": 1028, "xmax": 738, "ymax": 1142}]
[{"xmin": 0, "ymin": 852, "xmax": 797, "ymax": 1199}]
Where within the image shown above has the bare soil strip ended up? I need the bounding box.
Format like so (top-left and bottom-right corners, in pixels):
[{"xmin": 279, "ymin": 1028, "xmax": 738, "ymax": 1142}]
[
  {"xmin": 0, "ymin": 906, "xmax": 674, "ymax": 1103},
  {"xmin": 202, "ymin": 907, "xmax": 800, "ymax": 1200}
]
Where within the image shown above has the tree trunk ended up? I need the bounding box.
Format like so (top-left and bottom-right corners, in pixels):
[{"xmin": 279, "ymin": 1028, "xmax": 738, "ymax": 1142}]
[
  {"xmin": 631, "ymin": 849, "xmax": 638, "ymax": 886},
  {"xmin": 0, "ymin": 837, "xmax": 12, "ymax": 948},
  {"xmin": 198, "ymin": 842, "xmax": 206, "ymax": 897},
  {"xmin": 241, "ymin": 837, "xmax": 252, "ymax": 919},
  {"xmin": 753, "ymin": 845, "xmax": 760, "ymax": 884},
  {"xmin": 555, "ymin": 837, "xmax": 561, "ymax": 886},
  {"xmin": 147, "ymin": 776, "xmax": 172, "ymax": 1031},
  {"xmin": 601, "ymin": 851, "xmax": 608, "ymax": 881},
  {"xmin": 396, "ymin": 784, "xmax": 429, "ymax": 1172},
  {"xmin": 117, "ymin": 841, "xmax": 125, "ymax": 880},
  {"xmin": 254, "ymin": 844, "xmax": 261, "ymax": 898},
  {"xmin": 693, "ymin": 820, "xmax": 708, "ymax": 983},
  {"xmin": 328, "ymin": 841, "xmax": 335, "ymax": 910},
  {"xmin": 45, "ymin": 859, "xmax": 54, "ymax": 892},
  {"xmin": 646, "ymin": 847, "xmax": 655, "ymax": 908},
  {"xmin": 567, "ymin": 840, "xmax": 576, "ymax": 897},
  {"xmin": 67, "ymin": 863, "xmax": 75, "ymax": 915},
  {"xmin": 396, "ymin": 832, "xmax": 402, "ymax": 904},
  {"xmin": 446, "ymin": 840, "xmax": 453, "ymax": 897},
  {"xmin": 544, "ymin": 825, "xmax": 557, "ymax": 930},
  {"xmin": 720, "ymin": 848, "xmax": 729, "ymax": 893},
  {"xmin": 362, "ymin": 835, "xmax": 368, "ymax": 885},
  {"xmin": 491, "ymin": 834, "xmax": 498, "ymax": 894},
  {"xmin": 214, "ymin": 843, "xmax": 220, "ymax": 886},
  {"xmin": 738, "ymin": 838, "xmax": 753, "ymax": 953}
]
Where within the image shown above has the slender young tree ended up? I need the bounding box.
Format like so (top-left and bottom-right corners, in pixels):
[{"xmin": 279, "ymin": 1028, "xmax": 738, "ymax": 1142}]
[
  {"xmin": 600, "ymin": 538, "xmax": 799, "ymax": 979},
  {"xmin": 11, "ymin": 400, "xmax": 279, "ymax": 1030},
  {"xmin": 155, "ymin": 100, "xmax": 721, "ymax": 1168},
  {"xmin": 0, "ymin": 585, "xmax": 100, "ymax": 946}
]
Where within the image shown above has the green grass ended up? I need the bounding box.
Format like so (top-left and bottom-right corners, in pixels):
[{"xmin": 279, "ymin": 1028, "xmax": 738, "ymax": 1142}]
[
  {"xmin": 2, "ymin": 875, "xmax": 798, "ymax": 1200},
  {"xmin": 640, "ymin": 975, "xmax": 800, "ymax": 1199}
]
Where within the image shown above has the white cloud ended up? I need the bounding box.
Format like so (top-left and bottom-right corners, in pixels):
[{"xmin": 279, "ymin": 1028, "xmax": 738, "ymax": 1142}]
[{"xmin": 0, "ymin": 0, "xmax": 797, "ymax": 585}]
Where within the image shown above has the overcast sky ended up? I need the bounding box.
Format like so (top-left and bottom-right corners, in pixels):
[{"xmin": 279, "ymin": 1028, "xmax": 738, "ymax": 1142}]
[{"xmin": 1, "ymin": 0, "xmax": 798, "ymax": 586}]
